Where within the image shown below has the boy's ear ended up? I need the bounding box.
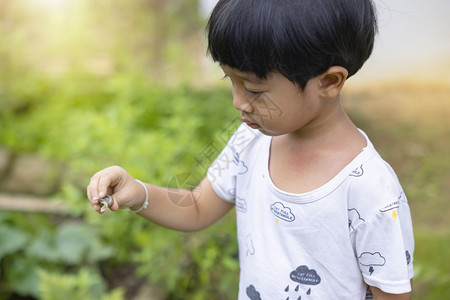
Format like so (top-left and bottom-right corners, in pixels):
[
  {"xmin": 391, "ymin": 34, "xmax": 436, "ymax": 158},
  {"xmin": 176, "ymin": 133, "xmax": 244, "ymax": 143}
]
[{"xmin": 318, "ymin": 66, "xmax": 348, "ymax": 98}]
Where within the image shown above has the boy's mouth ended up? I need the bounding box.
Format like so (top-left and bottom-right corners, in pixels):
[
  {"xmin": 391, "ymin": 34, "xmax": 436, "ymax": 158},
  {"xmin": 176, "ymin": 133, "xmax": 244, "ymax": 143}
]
[{"xmin": 242, "ymin": 118, "xmax": 261, "ymax": 129}]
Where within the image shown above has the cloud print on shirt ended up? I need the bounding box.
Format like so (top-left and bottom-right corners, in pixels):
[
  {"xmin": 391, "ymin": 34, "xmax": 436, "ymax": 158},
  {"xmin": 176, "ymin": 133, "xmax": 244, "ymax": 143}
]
[
  {"xmin": 348, "ymin": 208, "xmax": 365, "ymax": 231},
  {"xmin": 406, "ymin": 250, "xmax": 411, "ymax": 265},
  {"xmin": 350, "ymin": 164, "xmax": 364, "ymax": 177},
  {"xmin": 379, "ymin": 200, "xmax": 400, "ymax": 212},
  {"xmin": 358, "ymin": 252, "xmax": 386, "ymax": 267},
  {"xmin": 236, "ymin": 197, "xmax": 248, "ymax": 213},
  {"xmin": 270, "ymin": 202, "xmax": 295, "ymax": 222},
  {"xmin": 233, "ymin": 152, "xmax": 248, "ymax": 175},
  {"xmin": 246, "ymin": 285, "xmax": 261, "ymax": 300},
  {"xmin": 290, "ymin": 265, "xmax": 321, "ymax": 285},
  {"xmin": 228, "ymin": 188, "xmax": 248, "ymax": 213}
]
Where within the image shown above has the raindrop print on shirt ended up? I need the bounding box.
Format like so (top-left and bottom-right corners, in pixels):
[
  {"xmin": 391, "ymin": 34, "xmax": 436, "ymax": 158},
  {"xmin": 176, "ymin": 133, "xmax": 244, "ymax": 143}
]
[
  {"xmin": 284, "ymin": 265, "xmax": 321, "ymax": 298},
  {"xmin": 245, "ymin": 233, "xmax": 255, "ymax": 256}
]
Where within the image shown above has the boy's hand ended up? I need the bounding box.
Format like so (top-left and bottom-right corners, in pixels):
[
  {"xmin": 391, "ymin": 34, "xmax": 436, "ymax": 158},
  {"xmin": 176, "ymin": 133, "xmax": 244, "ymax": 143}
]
[
  {"xmin": 88, "ymin": 167, "xmax": 233, "ymax": 231},
  {"xmin": 87, "ymin": 166, "xmax": 146, "ymax": 213}
]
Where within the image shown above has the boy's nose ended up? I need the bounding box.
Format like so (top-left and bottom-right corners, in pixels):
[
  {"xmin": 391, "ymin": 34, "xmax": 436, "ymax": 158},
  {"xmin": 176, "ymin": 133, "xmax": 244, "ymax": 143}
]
[{"xmin": 232, "ymin": 88, "xmax": 253, "ymax": 113}]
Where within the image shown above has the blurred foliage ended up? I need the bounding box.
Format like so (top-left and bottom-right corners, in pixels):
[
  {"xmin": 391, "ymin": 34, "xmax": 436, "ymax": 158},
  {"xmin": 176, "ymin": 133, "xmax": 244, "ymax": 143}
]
[
  {"xmin": 0, "ymin": 0, "xmax": 241, "ymax": 299},
  {"xmin": 0, "ymin": 62, "xmax": 241, "ymax": 299},
  {"xmin": 0, "ymin": 0, "xmax": 205, "ymax": 85},
  {"xmin": 0, "ymin": 212, "xmax": 116, "ymax": 298},
  {"xmin": 39, "ymin": 268, "xmax": 125, "ymax": 300},
  {"xmin": 0, "ymin": 0, "xmax": 449, "ymax": 299}
]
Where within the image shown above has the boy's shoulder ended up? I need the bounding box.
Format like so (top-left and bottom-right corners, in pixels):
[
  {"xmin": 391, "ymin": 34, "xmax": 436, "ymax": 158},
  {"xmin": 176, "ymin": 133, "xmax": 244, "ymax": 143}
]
[
  {"xmin": 347, "ymin": 138, "xmax": 407, "ymax": 218},
  {"xmin": 349, "ymin": 144, "xmax": 401, "ymax": 193}
]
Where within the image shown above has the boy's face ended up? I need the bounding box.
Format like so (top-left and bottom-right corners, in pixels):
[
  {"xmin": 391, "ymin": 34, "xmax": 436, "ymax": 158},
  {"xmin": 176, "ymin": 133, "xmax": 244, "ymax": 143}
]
[{"xmin": 221, "ymin": 65, "xmax": 325, "ymax": 137}]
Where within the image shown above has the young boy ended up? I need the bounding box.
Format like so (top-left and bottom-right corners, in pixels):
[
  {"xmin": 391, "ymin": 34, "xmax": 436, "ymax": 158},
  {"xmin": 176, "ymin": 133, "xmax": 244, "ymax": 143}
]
[{"xmin": 87, "ymin": 0, "xmax": 414, "ymax": 298}]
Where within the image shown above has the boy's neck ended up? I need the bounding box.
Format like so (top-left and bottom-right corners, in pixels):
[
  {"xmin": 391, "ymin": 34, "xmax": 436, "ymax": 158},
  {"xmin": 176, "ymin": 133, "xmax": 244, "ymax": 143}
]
[
  {"xmin": 284, "ymin": 99, "xmax": 359, "ymax": 148},
  {"xmin": 269, "ymin": 102, "xmax": 367, "ymax": 194}
]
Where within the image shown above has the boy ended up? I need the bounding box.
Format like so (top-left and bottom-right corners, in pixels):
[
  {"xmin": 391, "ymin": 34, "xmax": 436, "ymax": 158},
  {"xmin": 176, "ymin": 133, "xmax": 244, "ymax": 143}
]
[{"xmin": 87, "ymin": 0, "xmax": 414, "ymax": 298}]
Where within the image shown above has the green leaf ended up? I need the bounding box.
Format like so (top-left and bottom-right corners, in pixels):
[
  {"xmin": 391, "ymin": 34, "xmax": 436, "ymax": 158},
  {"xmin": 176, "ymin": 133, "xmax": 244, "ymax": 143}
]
[
  {"xmin": 25, "ymin": 231, "xmax": 60, "ymax": 263},
  {"xmin": 102, "ymin": 288, "xmax": 125, "ymax": 300},
  {"xmin": 7, "ymin": 259, "xmax": 41, "ymax": 297},
  {"xmin": 39, "ymin": 268, "xmax": 106, "ymax": 300},
  {"xmin": 85, "ymin": 239, "xmax": 115, "ymax": 263},
  {"xmin": 54, "ymin": 222, "xmax": 95, "ymax": 264},
  {"xmin": 0, "ymin": 224, "xmax": 29, "ymax": 260}
]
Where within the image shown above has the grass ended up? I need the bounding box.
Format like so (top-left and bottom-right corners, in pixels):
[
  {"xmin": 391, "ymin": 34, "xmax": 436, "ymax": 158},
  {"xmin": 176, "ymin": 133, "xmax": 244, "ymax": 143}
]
[{"xmin": 343, "ymin": 82, "xmax": 450, "ymax": 298}]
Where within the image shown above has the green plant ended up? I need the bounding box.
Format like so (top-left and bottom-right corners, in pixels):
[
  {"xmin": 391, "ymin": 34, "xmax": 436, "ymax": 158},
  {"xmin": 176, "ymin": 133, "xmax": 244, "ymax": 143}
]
[
  {"xmin": 0, "ymin": 67, "xmax": 241, "ymax": 298},
  {"xmin": 0, "ymin": 211, "xmax": 116, "ymax": 298},
  {"xmin": 39, "ymin": 268, "xmax": 124, "ymax": 300}
]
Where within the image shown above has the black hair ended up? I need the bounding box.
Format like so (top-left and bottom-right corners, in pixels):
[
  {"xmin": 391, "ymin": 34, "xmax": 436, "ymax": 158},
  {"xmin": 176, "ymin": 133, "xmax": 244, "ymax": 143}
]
[{"xmin": 207, "ymin": 0, "xmax": 377, "ymax": 89}]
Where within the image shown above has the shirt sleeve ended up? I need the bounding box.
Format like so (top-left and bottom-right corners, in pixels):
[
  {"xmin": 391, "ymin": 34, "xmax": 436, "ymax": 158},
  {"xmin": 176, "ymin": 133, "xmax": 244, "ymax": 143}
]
[
  {"xmin": 351, "ymin": 193, "xmax": 414, "ymax": 294},
  {"xmin": 207, "ymin": 123, "xmax": 261, "ymax": 202},
  {"xmin": 207, "ymin": 141, "xmax": 238, "ymax": 202}
]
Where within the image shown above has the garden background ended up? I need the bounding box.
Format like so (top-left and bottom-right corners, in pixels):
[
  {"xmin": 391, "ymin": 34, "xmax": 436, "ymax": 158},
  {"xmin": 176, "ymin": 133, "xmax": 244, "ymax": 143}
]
[{"xmin": 0, "ymin": 0, "xmax": 449, "ymax": 299}]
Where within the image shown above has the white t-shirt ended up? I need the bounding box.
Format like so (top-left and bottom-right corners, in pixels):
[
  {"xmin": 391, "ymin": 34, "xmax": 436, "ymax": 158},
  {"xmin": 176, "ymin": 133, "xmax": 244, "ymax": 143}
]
[{"xmin": 207, "ymin": 124, "xmax": 414, "ymax": 299}]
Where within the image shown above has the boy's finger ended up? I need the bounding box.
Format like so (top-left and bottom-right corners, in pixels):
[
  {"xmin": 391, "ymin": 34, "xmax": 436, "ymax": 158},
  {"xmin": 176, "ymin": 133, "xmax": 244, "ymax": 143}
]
[
  {"xmin": 108, "ymin": 195, "xmax": 120, "ymax": 211},
  {"xmin": 87, "ymin": 182, "xmax": 98, "ymax": 205},
  {"xmin": 87, "ymin": 173, "xmax": 103, "ymax": 199},
  {"xmin": 86, "ymin": 187, "xmax": 98, "ymax": 205},
  {"xmin": 93, "ymin": 204, "xmax": 101, "ymax": 213},
  {"xmin": 97, "ymin": 175, "xmax": 113, "ymax": 199}
]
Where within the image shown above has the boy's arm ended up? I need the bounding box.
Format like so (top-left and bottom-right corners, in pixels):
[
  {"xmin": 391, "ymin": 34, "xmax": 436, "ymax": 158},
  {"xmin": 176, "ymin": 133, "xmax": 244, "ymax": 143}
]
[
  {"xmin": 369, "ymin": 279, "xmax": 413, "ymax": 300},
  {"xmin": 87, "ymin": 166, "xmax": 234, "ymax": 232},
  {"xmin": 135, "ymin": 177, "xmax": 234, "ymax": 231}
]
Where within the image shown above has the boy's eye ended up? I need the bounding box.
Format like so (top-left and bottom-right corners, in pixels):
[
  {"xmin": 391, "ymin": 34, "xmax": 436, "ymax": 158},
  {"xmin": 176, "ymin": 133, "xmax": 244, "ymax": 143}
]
[
  {"xmin": 245, "ymin": 89, "xmax": 259, "ymax": 95},
  {"xmin": 221, "ymin": 74, "xmax": 262, "ymax": 96},
  {"xmin": 244, "ymin": 87, "xmax": 261, "ymax": 96}
]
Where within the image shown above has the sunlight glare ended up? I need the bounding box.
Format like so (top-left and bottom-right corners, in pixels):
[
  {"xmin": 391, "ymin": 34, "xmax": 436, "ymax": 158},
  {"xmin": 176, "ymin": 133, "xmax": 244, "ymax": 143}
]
[{"xmin": 34, "ymin": 0, "xmax": 72, "ymax": 10}]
